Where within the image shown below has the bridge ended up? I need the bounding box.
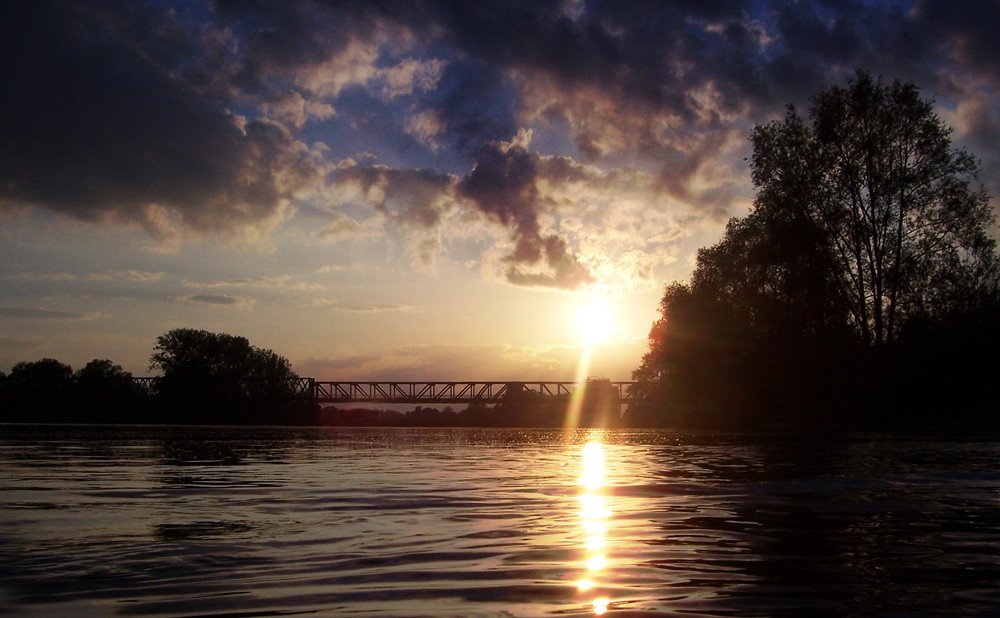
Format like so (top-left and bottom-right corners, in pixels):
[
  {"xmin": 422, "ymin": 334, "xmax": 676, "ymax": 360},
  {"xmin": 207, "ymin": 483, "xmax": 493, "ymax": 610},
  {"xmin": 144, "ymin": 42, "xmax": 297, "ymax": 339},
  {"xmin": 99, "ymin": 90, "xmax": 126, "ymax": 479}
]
[
  {"xmin": 132, "ymin": 378, "xmax": 637, "ymax": 406},
  {"xmin": 308, "ymin": 380, "xmax": 636, "ymax": 405}
]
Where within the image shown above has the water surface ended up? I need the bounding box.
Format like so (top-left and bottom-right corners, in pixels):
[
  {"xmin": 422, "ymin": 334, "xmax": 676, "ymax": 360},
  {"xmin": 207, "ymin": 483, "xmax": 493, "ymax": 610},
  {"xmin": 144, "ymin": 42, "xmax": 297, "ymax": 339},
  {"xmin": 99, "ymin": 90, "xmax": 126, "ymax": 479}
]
[{"xmin": 2, "ymin": 425, "xmax": 999, "ymax": 616}]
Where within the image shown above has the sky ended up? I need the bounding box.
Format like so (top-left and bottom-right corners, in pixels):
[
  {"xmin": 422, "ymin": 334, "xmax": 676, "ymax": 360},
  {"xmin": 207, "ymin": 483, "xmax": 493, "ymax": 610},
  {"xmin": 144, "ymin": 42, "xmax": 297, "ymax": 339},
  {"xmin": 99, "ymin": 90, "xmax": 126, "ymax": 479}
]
[{"xmin": 1, "ymin": 0, "xmax": 999, "ymax": 382}]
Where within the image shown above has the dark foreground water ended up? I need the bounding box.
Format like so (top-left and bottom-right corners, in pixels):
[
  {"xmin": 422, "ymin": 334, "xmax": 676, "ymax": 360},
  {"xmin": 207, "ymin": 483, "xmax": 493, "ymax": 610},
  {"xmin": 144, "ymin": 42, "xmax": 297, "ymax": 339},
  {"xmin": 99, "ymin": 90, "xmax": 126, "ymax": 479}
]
[{"xmin": 1, "ymin": 425, "xmax": 999, "ymax": 616}]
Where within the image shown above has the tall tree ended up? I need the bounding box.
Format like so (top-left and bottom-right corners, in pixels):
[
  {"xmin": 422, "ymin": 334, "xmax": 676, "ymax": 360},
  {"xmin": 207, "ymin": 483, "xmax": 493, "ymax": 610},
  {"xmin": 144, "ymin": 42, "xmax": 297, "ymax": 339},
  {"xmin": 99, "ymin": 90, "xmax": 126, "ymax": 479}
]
[
  {"xmin": 149, "ymin": 329, "xmax": 304, "ymax": 422},
  {"xmin": 634, "ymin": 71, "xmax": 1000, "ymax": 428},
  {"xmin": 3, "ymin": 358, "xmax": 74, "ymax": 420},
  {"xmin": 750, "ymin": 71, "xmax": 997, "ymax": 345},
  {"xmin": 75, "ymin": 359, "xmax": 141, "ymax": 421}
]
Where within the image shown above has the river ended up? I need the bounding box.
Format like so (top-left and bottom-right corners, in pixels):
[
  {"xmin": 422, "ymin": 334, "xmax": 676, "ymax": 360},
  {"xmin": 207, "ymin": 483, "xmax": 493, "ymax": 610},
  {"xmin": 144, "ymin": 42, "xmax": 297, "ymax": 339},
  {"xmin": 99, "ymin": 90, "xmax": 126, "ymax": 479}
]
[{"xmin": 1, "ymin": 425, "xmax": 999, "ymax": 616}]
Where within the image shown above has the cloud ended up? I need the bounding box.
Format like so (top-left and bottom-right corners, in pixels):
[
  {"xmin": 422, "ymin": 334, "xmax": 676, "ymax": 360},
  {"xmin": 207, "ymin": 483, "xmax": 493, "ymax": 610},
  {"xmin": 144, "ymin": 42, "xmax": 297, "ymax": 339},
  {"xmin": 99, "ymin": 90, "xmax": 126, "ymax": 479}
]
[
  {"xmin": 308, "ymin": 300, "xmax": 415, "ymax": 313},
  {"xmin": 86, "ymin": 271, "xmax": 165, "ymax": 282},
  {"xmin": 12, "ymin": 272, "xmax": 76, "ymax": 281},
  {"xmin": 317, "ymin": 213, "xmax": 376, "ymax": 240},
  {"xmin": 0, "ymin": 337, "xmax": 42, "ymax": 351},
  {"xmin": 0, "ymin": 307, "xmax": 98, "ymax": 320},
  {"xmin": 456, "ymin": 130, "xmax": 596, "ymax": 289},
  {"xmin": 0, "ymin": 2, "xmax": 325, "ymax": 240},
  {"xmin": 174, "ymin": 294, "xmax": 252, "ymax": 306},
  {"xmin": 2, "ymin": 0, "xmax": 996, "ymax": 282},
  {"xmin": 185, "ymin": 276, "xmax": 322, "ymax": 292},
  {"xmin": 330, "ymin": 161, "xmax": 458, "ymax": 267},
  {"xmin": 295, "ymin": 341, "xmax": 645, "ymax": 381},
  {"xmin": 298, "ymin": 343, "xmax": 560, "ymax": 381},
  {"xmin": 263, "ymin": 91, "xmax": 336, "ymax": 130},
  {"xmin": 333, "ymin": 163, "xmax": 455, "ymax": 230},
  {"xmin": 326, "ymin": 128, "xmax": 710, "ymax": 292}
]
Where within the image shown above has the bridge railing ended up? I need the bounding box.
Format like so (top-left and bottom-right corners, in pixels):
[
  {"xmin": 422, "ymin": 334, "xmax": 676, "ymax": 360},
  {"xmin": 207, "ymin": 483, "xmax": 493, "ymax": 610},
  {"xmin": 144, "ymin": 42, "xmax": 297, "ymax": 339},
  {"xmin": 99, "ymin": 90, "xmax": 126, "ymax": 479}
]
[
  {"xmin": 310, "ymin": 380, "xmax": 636, "ymax": 404},
  {"xmin": 127, "ymin": 377, "xmax": 637, "ymax": 405}
]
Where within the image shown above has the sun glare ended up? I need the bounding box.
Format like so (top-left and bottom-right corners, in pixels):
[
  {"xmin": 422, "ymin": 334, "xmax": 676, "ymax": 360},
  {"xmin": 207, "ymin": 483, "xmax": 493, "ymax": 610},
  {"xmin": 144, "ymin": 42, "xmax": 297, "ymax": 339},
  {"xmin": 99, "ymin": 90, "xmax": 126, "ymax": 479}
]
[{"xmin": 576, "ymin": 298, "xmax": 615, "ymax": 346}]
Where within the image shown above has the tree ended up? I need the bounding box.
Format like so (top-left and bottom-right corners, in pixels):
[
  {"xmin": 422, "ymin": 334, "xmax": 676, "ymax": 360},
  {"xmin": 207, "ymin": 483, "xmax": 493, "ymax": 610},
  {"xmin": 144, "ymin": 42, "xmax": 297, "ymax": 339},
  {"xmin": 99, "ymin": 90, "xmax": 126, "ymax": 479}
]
[
  {"xmin": 750, "ymin": 70, "xmax": 997, "ymax": 346},
  {"xmin": 75, "ymin": 359, "xmax": 141, "ymax": 421},
  {"xmin": 76, "ymin": 358, "xmax": 133, "ymax": 387},
  {"xmin": 633, "ymin": 71, "xmax": 1000, "ymax": 429},
  {"xmin": 4, "ymin": 358, "xmax": 74, "ymax": 420},
  {"xmin": 149, "ymin": 329, "xmax": 306, "ymax": 422}
]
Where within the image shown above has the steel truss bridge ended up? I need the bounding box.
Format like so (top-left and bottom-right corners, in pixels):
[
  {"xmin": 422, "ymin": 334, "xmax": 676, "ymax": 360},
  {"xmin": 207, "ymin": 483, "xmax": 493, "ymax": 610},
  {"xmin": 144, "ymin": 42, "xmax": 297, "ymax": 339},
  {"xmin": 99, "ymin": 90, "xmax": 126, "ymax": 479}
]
[
  {"xmin": 307, "ymin": 380, "xmax": 636, "ymax": 405},
  {"xmin": 132, "ymin": 378, "xmax": 637, "ymax": 406}
]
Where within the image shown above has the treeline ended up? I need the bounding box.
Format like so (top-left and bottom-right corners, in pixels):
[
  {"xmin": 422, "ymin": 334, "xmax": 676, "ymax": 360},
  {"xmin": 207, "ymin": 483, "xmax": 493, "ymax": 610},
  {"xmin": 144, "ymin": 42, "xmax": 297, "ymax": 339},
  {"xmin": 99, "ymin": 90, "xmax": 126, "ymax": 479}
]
[
  {"xmin": 0, "ymin": 330, "xmax": 630, "ymax": 428},
  {"xmin": 0, "ymin": 329, "xmax": 316, "ymax": 425},
  {"xmin": 632, "ymin": 71, "xmax": 1000, "ymax": 432},
  {"xmin": 1, "ymin": 358, "xmax": 147, "ymax": 423}
]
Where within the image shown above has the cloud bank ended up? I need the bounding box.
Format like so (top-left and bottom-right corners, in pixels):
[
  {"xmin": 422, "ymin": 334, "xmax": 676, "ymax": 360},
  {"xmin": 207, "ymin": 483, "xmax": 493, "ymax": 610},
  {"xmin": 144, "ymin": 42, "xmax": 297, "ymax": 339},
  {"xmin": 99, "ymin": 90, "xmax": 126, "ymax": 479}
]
[{"xmin": 2, "ymin": 0, "xmax": 997, "ymax": 292}]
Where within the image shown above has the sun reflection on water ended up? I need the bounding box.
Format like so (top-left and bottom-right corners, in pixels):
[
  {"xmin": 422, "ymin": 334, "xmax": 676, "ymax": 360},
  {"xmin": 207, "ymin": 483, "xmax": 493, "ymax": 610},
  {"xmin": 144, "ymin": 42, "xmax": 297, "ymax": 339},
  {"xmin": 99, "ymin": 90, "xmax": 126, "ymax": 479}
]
[{"xmin": 577, "ymin": 440, "xmax": 611, "ymax": 614}]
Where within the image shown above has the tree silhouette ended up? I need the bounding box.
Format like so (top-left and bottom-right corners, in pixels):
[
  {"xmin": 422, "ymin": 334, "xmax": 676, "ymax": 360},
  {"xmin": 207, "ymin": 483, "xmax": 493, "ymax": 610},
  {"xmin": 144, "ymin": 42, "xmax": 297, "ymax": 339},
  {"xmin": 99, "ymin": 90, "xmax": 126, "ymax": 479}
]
[
  {"xmin": 149, "ymin": 328, "xmax": 308, "ymax": 423},
  {"xmin": 634, "ymin": 72, "xmax": 1000, "ymax": 430},
  {"xmin": 3, "ymin": 358, "xmax": 74, "ymax": 420},
  {"xmin": 750, "ymin": 70, "xmax": 997, "ymax": 346},
  {"xmin": 75, "ymin": 359, "xmax": 141, "ymax": 421}
]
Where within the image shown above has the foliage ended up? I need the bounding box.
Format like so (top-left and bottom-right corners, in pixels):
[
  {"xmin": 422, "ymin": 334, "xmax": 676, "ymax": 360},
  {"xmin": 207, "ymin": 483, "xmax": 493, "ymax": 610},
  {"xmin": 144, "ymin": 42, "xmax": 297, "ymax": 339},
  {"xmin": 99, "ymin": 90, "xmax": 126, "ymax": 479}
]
[
  {"xmin": 74, "ymin": 359, "xmax": 142, "ymax": 420},
  {"xmin": 5, "ymin": 358, "xmax": 74, "ymax": 418},
  {"xmin": 749, "ymin": 70, "xmax": 997, "ymax": 346},
  {"xmin": 149, "ymin": 328, "xmax": 309, "ymax": 422},
  {"xmin": 1, "ymin": 358, "xmax": 141, "ymax": 422},
  {"xmin": 634, "ymin": 72, "xmax": 1000, "ymax": 430}
]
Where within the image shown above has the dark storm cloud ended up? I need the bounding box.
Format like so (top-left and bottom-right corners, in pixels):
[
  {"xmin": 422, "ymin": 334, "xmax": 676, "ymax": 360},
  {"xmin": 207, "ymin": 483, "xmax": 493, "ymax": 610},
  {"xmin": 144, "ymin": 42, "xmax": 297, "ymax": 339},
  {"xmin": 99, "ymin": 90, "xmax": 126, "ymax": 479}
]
[
  {"xmin": 422, "ymin": 61, "xmax": 520, "ymax": 155},
  {"xmin": 457, "ymin": 133, "xmax": 595, "ymax": 289},
  {"xmin": 0, "ymin": 1, "xmax": 323, "ymax": 237},
  {"xmin": 2, "ymin": 0, "xmax": 996, "ymax": 281},
  {"xmin": 910, "ymin": 0, "xmax": 1000, "ymax": 82},
  {"xmin": 210, "ymin": 0, "xmax": 406, "ymax": 94},
  {"xmin": 334, "ymin": 164, "xmax": 453, "ymax": 229}
]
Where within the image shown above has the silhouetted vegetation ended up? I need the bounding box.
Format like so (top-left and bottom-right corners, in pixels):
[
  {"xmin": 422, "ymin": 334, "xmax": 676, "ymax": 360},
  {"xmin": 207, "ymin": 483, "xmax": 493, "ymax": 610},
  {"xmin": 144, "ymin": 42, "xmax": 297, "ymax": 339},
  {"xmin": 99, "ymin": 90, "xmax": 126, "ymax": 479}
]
[
  {"xmin": 633, "ymin": 71, "xmax": 1000, "ymax": 431},
  {"xmin": 148, "ymin": 329, "xmax": 316, "ymax": 424},
  {"xmin": 0, "ymin": 330, "xmax": 317, "ymax": 425},
  {"xmin": 1, "ymin": 358, "xmax": 145, "ymax": 423}
]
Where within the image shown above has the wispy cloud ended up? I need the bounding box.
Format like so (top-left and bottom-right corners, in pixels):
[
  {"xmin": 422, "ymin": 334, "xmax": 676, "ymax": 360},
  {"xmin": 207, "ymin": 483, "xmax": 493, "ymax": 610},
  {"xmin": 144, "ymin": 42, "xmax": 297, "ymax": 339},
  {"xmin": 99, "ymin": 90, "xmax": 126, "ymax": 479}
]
[
  {"xmin": 307, "ymin": 299, "xmax": 415, "ymax": 313},
  {"xmin": 174, "ymin": 294, "xmax": 253, "ymax": 307},
  {"xmin": 184, "ymin": 276, "xmax": 323, "ymax": 292},
  {"xmin": 296, "ymin": 341, "xmax": 643, "ymax": 381},
  {"xmin": 11, "ymin": 271, "xmax": 76, "ymax": 281},
  {"xmin": 0, "ymin": 337, "xmax": 42, "ymax": 350},
  {"xmin": 0, "ymin": 307, "xmax": 100, "ymax": 320},
  {"xmin": 86, "ymin": 270, "xmax": 166, "ymax": 282}
]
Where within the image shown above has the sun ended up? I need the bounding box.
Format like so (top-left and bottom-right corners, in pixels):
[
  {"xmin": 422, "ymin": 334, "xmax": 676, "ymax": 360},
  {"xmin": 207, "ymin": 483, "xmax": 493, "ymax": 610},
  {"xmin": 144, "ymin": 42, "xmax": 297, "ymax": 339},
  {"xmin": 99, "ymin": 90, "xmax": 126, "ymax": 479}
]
[{"xmin": 576, "ymin": 297, "xmax": 615, "ymax": 346}]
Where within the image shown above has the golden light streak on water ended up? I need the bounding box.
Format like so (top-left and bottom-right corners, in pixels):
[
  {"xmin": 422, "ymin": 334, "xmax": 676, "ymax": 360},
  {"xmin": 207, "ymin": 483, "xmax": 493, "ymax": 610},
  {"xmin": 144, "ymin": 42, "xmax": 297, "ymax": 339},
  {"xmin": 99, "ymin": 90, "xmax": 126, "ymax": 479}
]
[
  {"xmin": 576, "ymin": 440, "xmax": 612, "ymax": 614},
  {"xmin": 586, "ymin": 555, "xmax": 606, "ymax": 571}
]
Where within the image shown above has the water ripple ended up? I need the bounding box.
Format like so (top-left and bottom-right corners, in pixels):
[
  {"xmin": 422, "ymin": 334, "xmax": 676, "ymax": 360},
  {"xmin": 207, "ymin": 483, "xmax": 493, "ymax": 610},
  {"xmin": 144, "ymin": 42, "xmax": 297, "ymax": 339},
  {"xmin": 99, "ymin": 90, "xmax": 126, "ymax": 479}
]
[{"xmin": 1, "ymin": 426, "xmax": 1000, "ymax": 615}]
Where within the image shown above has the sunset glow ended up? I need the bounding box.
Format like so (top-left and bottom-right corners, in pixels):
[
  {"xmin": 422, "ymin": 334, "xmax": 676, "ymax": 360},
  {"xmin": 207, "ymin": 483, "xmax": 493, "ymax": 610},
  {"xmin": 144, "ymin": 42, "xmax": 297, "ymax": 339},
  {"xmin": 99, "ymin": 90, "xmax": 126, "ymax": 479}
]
[
  {"xmin": 1, "ymin": 3, "xmax": 998, "ymax": 616},
  {"xmin": 576, "ymin": 298, "xmax": 616, "ymax": 346},
  {"xmin": 3, "ymin": 2, "xmax": 991, "ymax": 383}
]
